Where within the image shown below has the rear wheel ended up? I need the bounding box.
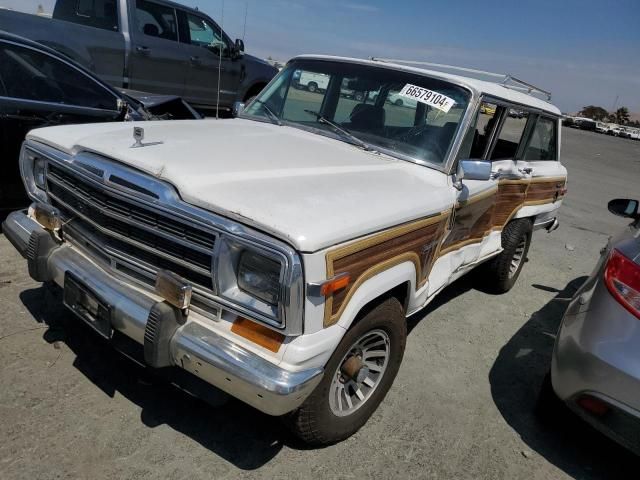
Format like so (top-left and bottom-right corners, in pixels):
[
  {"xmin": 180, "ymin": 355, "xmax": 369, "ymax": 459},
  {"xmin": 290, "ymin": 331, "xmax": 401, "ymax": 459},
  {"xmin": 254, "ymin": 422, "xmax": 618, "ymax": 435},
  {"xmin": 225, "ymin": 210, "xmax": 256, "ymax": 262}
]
[
  {"xmin": 478, "ymin": 218, "xmax": 532, "ymax": 293},
  {"xmin": 307, "ymin": 82, "xmax": 318, "ymax": 93},
  {"xmin": 394, "ymin": 98, "xmax": 403, "ymax": 106},
  {"xmin": 286, "ymin": 297, "xmax": 406, "ymax": 445}
]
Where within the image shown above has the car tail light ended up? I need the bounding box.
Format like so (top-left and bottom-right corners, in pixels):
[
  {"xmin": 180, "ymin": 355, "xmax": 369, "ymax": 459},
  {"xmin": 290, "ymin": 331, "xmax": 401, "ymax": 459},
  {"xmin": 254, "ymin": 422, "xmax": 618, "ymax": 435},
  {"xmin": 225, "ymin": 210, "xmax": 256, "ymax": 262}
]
[{"xmin": 604, "ymin": 249, "xmax": 640, "ymax": 319}]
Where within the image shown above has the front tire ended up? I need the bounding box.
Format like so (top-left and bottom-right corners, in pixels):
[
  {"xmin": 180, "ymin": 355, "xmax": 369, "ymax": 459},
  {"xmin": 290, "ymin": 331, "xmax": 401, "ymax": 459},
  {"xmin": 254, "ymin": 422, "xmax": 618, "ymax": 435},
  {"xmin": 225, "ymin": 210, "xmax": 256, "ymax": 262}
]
[
  {"xmin": 286, "ymin": 297, "xmax": 406, "ymax": 445},
  {"xmin": 478, "ymin": 218, "xmax": 532, "ymax": 293}
]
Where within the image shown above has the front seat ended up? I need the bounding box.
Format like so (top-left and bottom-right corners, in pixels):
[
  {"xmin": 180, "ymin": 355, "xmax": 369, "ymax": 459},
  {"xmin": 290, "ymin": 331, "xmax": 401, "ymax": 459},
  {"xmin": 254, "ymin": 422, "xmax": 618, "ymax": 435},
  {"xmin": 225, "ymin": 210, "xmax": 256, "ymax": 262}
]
[{"xmin": 349, "ymin": 104, "xmax": 385, "ymax": 131}]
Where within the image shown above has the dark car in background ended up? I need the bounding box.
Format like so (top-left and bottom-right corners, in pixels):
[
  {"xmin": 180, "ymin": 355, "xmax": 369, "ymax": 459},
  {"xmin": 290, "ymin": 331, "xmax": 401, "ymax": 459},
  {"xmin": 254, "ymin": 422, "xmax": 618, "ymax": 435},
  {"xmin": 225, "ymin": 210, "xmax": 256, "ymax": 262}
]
[
  {"xmin": 542, "ymin": 198, "xmax": 640, "ymax": 455},
  {"xmin": 0, "ymin": 31, "xmax": 200, "ymax": 211},
  {"xmin": 0, "ymin": 0, "xmax": 278, "ymax": 113}
]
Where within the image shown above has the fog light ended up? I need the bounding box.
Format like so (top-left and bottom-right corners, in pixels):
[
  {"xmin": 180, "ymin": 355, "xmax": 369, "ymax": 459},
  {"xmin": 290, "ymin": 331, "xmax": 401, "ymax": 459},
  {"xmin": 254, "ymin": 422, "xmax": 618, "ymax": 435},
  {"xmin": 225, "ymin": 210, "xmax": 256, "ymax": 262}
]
[
  {"xmin": 33, "ymin": 203, "xmax": 62, "ymax": 231},
  {"xmin": 155, "ymin": 270, "xmax": 192, "ymax": 311}
]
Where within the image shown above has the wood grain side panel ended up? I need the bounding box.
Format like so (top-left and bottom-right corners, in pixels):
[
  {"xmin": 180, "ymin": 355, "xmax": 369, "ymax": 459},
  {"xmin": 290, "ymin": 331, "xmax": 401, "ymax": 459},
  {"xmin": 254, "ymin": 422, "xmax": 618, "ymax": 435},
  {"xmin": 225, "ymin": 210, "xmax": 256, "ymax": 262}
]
[
  {"xmin": 440, "ymin": 194, "xmax": 496, "ymax": 252},
  {"xmin": 493, "ymin": 183, "xmax": 528, "ymax": 227},
  {"xmin": 324, "ymin": 213, "xmax": 449, "ymax": 326},
  {"xmin": 525, "ymin": 178, "xmax": 566, "ymax": 204}
]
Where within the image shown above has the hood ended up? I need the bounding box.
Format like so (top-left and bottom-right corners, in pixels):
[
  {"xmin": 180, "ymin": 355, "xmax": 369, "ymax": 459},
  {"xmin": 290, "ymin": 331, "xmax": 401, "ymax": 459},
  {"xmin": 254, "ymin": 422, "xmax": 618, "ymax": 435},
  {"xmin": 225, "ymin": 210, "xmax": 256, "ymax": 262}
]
[{"xmin": 27, "ymin": 119, "xmax": 452, "ymax": 252}]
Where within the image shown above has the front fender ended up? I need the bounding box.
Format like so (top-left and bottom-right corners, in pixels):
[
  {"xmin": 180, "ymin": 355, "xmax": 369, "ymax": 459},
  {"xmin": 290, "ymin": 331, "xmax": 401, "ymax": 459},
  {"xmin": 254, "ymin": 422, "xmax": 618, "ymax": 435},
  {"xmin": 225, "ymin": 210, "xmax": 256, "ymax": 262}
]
[{"xmin": 335, "ymin": 261, "xmax": 416, "ymax": 330}]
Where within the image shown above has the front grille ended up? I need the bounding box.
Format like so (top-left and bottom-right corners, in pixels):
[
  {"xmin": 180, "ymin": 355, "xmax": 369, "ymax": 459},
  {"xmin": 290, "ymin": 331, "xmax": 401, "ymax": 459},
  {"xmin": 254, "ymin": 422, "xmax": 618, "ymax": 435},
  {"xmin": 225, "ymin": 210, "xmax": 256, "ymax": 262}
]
[{"xmin": 46, "ymin": 163, "xmax": 216, "ymax": 291}]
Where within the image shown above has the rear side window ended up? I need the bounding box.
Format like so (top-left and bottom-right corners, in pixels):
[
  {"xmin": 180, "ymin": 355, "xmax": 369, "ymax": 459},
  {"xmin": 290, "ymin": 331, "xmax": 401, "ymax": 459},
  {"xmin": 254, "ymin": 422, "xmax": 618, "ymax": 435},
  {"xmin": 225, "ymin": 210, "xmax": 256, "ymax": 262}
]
[
  {"xmin": 523, "ymin": 117, "xmax": 557, "ymax": 161},
  {"xmin": 135, "ymin": 0, "xmax": 178, "ymax": 41},
  {"xmin": 53, "ymin": 0, "xmax": 119, "ymax": 31},
  {"xmin": 490, "ymin": 110, "xmax": 529, "ymax": 160},
  {"xmin": 0, "ymin": 42, "xmax": 118, "ymax": 110}
]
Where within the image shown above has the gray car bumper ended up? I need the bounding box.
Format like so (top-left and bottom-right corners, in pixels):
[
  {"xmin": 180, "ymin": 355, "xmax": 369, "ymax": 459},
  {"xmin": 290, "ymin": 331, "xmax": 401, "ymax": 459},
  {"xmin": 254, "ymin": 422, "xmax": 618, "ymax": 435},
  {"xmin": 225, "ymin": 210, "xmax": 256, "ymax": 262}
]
[
  {"xmin": 2, "ymin": 210, "xmax": 323, "ymax": 416},
  {"xmin": 551, "ymin": 277, "xmax": 640, "ymax": 452}
]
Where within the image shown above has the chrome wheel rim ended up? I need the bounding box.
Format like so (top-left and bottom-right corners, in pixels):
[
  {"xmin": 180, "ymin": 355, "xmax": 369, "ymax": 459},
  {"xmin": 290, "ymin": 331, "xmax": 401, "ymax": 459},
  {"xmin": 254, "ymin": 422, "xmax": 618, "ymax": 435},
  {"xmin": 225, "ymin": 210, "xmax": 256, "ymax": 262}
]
[
  {"xmin": 509, "ymin": 235, "xmax": 527, "ymax": 278},
  {"xmin": 329, "ymin": 329, "xmax": 390, "ymax": 417}
]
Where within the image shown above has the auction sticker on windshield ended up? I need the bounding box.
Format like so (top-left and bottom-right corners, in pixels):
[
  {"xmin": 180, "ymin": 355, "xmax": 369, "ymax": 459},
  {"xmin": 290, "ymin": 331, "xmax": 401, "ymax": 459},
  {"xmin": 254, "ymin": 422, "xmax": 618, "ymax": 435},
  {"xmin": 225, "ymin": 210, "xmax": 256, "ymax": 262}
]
[{"xmin": 398, "ymin": 84, "xmax": 456, "ymax": 113}]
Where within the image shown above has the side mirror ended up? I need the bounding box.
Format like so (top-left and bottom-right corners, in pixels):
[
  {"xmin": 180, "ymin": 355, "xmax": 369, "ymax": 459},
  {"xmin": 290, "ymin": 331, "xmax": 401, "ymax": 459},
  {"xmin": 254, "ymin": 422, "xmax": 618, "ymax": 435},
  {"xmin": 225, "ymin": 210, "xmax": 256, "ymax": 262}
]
[
  {"xmin": 453, "ymin": 159, "xmax": 492, "ymax": 190},
  {"xmin": 234, "ymin": 38, "xmax": 245, "ymax": 55},
  {"xmin": 608, "ymin": 198, "xmax": 639, "ymax": 219},
  {"xmin": 232, "ymin": 101, "xmax": 245, "ymax": 118}
]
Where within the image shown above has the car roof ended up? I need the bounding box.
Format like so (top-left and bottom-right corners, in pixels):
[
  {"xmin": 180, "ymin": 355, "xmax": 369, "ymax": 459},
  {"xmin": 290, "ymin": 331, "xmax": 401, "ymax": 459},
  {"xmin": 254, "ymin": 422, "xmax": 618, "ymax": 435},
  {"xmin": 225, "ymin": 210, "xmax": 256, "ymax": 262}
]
[{"xmin": 293, "ymin": 55, "xmax": 561, "ymax": 116}]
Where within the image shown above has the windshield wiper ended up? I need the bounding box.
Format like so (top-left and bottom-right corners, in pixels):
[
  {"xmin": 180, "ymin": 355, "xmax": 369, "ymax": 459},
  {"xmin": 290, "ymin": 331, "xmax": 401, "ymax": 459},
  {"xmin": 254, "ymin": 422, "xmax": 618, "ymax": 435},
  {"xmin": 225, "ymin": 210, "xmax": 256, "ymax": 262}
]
[
  {"xmin": 303, "ymin": 109, "xmax": 377, "ymax": 152},
  {"xmin": 252, "ymin": 99, "xmax": 282, "ymax": 125}
]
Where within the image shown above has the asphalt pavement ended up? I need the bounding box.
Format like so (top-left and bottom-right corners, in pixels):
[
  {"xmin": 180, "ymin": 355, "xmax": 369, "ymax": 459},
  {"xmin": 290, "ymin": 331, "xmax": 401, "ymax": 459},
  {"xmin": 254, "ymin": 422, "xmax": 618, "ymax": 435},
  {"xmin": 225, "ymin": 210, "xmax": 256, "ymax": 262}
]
[{"xmin": 0, "ymin": 127, "xmax": 639, "ymax": 479}]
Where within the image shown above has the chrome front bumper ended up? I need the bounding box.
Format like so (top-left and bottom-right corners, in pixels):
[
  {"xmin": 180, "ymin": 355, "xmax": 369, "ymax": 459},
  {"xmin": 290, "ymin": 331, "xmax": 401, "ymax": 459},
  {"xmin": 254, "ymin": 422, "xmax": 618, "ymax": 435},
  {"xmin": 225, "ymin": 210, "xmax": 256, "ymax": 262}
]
[{"xmin": 2, "ymin": 210, "xmax": 322, "ymax": 416}]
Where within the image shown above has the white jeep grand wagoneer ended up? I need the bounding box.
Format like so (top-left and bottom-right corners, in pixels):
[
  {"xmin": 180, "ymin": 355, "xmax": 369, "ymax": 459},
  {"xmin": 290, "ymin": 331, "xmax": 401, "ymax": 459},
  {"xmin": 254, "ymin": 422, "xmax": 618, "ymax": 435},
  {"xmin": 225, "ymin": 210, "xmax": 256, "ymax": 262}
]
[{"xmin": 4, "ymin": 56, "xmax": 567, "ymax": 445}]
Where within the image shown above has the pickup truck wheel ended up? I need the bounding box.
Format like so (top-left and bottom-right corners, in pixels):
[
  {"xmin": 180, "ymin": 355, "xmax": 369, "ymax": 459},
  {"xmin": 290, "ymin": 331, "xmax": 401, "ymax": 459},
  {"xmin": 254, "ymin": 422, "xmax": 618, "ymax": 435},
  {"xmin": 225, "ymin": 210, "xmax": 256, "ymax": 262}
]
[
  {"xmin": 286, "ymin": 297, "xmax": 406, "ymax": 445},
  {"xmin": 478, "ymin": 218, "xmax": 532, "ymax": 293},
  {"xmin": 307, "ymin": 82, "xmax": 318, "ymax": 93},
  {"xmin": 394, "ymin": 98, "xmax": 403, "ymax": 106}
]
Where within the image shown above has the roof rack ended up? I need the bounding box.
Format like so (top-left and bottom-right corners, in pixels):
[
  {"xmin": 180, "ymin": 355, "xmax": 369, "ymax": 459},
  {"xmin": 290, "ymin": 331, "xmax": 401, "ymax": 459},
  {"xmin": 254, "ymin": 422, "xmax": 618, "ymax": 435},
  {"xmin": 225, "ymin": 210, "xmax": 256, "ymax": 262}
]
[{"xmin": 369, "ymin": 57, "xmax": 552, "ymax": 101}]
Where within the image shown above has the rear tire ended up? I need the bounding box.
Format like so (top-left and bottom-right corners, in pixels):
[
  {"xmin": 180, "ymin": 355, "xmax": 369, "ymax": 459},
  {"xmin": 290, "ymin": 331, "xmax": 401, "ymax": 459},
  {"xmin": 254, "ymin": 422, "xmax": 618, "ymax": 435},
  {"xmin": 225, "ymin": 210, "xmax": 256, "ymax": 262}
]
[
  {"xmin": 307, "ymin": 82, "xmax": 318, "ymax": 93},
  {"xmin": 478, "ymin": 218, "xmax": 532, "ymax": 293},
  {"xmin": 286, "ymin": 297, "xmax": 406, "ymax": 446},
  {"xmin": 394, "ymin": 98, "xmax": 403, "ymax": 106}
]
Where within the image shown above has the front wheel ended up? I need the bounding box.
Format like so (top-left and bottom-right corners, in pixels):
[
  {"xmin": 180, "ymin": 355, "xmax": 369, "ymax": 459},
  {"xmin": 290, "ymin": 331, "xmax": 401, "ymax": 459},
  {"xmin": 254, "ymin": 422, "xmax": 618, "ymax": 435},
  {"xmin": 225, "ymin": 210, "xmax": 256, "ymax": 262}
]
[
  {"xmin": 477, "ymin": 218, "xmax": 532, "ymax": 293},
  {"xmin": 286, "ymin": 297, "xmax": 406, "ymax": 445}
]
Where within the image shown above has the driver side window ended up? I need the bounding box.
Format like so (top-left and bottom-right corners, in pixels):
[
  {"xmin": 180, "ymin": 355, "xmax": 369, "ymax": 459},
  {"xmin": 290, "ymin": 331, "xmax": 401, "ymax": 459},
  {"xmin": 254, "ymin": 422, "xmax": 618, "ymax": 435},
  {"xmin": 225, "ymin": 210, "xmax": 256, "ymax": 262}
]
[{"xmin": 186, "ymin": 13, "xmax": 228, "ymax": 56}]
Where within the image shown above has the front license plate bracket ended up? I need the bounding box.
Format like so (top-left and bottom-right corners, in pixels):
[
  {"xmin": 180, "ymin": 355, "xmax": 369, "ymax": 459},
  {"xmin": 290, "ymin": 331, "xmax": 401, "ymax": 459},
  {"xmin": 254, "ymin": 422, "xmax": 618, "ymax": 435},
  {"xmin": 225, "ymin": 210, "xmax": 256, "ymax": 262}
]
[{"xmin": 63, "ymin": 272, "xmax": 113, "ymax": 339}]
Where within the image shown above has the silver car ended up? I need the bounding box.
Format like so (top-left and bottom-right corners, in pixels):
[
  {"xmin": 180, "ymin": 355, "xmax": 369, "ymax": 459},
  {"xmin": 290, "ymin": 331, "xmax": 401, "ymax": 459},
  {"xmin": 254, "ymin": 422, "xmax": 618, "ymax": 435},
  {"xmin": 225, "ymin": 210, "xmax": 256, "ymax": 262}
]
[{"xmin": 548, "ymin": 198, "xmax": 640, "ymax": 454}]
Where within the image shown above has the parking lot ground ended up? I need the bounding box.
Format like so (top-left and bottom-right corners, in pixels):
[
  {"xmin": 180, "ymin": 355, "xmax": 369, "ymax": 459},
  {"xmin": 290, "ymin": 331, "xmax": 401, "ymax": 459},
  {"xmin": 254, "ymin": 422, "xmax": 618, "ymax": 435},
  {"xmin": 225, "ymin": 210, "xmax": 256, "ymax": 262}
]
[{"xmin": 1, "ymin": 127, "xmax": 639, "ymax": 479}]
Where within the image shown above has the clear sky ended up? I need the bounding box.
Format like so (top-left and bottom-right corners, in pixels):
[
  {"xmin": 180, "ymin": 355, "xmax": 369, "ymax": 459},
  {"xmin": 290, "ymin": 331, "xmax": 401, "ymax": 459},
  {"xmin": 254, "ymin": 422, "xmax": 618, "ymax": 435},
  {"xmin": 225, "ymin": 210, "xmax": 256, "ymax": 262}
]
[
  {"xmin": 4, "ymin": 0, "xmax": 639, "ymax": 113},
  {"xmin": 176, "ymin": 0, "xmax": 640, "ymax": 114}
]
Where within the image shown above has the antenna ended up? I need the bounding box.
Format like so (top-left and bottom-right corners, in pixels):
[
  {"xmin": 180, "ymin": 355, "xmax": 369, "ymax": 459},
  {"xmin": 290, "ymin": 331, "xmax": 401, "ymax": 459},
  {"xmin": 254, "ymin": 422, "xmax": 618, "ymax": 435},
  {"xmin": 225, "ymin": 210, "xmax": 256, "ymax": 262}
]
[
  {"xmin": 215, "ymin": 0, "xmax": 225, "ymax": 119},
  {"xmin": 242, "ymin": 1, "xmax": 248, "ymax": 41}
]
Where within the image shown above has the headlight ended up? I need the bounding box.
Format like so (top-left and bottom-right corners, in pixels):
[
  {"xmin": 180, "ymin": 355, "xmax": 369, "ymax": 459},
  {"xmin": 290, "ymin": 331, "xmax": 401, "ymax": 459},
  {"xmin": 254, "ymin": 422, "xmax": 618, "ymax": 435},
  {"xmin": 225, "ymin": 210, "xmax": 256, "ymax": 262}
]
[
  {"xmin": 34, "ymin": 158, "xmax": 46, "ymax": 190},
  {"xmin": 216, "ymin": 237, "xmax": 286, "ymax": 325},
  {"xmin": 19, "ymin": 145, "xmax": 48, "ymax": 202},
  {"xmin": 237, "ymin": 250, "xmax": 281, "ymax": 305}
]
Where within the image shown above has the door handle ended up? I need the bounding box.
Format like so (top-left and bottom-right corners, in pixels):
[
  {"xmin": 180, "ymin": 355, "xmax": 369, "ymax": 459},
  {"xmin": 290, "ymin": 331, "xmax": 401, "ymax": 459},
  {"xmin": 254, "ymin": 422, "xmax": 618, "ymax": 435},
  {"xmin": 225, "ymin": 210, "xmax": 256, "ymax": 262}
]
[
  {"xmin": 136, "ymin": 46, "xmax": 151, "ymax": 55},
  {"xmin": 518, "ymin": 167, "xmax": 533, "ymax": 175}
]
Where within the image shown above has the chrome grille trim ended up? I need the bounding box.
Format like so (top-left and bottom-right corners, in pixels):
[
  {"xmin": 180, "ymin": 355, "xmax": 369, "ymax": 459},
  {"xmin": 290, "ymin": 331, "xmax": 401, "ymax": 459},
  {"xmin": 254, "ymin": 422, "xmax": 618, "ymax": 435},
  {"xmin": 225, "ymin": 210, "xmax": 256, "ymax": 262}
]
[
  {"xmin": 46, "ymin": 171, "xmax": 213, "ymax": 255},
  {"xmin": 26, "ymin": 140, "xmax": 304, "ymax": 335},
  {"xmin": 49, "ymin": 191, "xmax": 212, "ymax": 277}
]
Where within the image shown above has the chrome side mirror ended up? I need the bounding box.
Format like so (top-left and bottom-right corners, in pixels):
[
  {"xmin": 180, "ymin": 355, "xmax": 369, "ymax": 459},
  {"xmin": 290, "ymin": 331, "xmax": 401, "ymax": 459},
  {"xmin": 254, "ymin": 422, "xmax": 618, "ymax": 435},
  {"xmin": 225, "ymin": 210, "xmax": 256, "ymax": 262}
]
[
  {"xmin": 453, "ymin": 159, "xmax": 492, "ymax": 190},
  {"xmin": 232, "ymin": 101, "xmax": 245, "ymax": 118}
]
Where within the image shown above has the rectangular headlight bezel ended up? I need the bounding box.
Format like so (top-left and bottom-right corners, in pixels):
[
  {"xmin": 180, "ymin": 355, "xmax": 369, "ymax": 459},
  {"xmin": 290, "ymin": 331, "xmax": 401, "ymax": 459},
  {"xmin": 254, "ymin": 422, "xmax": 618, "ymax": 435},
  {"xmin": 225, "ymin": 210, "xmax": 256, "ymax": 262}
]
[
  {"xmin": 214, "ymin": 235, "xmax": 293, "ymax": 330},
  {"xmin": 19, "ymin": 144, "xmax": 49, "ymax": 203}
]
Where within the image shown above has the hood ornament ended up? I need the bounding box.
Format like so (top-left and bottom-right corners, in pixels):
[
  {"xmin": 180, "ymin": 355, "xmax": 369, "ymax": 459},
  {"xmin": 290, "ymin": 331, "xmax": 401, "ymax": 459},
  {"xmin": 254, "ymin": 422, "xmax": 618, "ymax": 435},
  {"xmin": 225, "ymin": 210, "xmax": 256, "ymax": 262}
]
[{"xmin": 131, "ymin": 126, "xmax": 163, "ymax": 148}]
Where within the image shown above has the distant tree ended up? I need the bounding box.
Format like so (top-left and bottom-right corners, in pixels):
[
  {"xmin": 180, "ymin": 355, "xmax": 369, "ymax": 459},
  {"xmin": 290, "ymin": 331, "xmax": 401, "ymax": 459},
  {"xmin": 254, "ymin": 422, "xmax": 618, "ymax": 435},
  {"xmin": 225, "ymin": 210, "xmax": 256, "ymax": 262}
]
[
  {"xmin": 614, "ymin": 107, "xmax": 630, "ymax": 125},
  {"xmin": 579, "ymin": 105, "xmax": 609, "ymax": 121}
]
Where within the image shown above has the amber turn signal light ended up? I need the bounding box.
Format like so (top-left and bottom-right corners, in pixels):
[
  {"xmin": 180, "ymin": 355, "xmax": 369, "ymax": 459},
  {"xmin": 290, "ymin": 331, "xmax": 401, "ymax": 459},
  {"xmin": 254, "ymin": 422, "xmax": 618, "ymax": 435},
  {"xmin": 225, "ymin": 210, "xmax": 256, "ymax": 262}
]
[
  {"xmin": 155, "ymin": 270, "xmax": 192, "ymax": 311},
  {"xmin": 231, "ymin": 317, "xmax": 285, "ymax": 353},
  {"xmin": 320, "ymin": 273, "xmax": 351, "ymax": 296}
]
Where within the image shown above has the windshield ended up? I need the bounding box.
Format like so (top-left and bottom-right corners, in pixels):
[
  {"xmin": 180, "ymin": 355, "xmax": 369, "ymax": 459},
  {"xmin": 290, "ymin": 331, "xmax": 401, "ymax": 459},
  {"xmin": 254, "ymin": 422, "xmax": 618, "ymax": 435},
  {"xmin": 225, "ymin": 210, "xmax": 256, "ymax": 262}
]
[{"xmin": 243, "ymin": 59, "xmax": 471, "ymax": 166}]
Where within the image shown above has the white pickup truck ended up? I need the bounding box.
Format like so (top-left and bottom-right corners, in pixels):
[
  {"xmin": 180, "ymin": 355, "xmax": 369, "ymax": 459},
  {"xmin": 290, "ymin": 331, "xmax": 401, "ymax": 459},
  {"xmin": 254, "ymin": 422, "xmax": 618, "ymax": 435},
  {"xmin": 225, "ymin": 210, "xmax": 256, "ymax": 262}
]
[{"xmin": 4, "ymin": 56, "xmax": 567, "ymax": 445}]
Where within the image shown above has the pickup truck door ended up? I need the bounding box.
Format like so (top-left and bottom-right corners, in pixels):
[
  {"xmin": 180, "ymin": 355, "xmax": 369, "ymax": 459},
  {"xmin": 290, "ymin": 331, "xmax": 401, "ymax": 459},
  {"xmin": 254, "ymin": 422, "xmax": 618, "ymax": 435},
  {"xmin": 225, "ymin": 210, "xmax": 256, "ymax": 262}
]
[
  {"xmin": 178, "ymin": 10, "xmax": 241, "ymax": 109},
  {"xmin": 128, "ymin": 0, "xmax": 185, "ymax": 96}
]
